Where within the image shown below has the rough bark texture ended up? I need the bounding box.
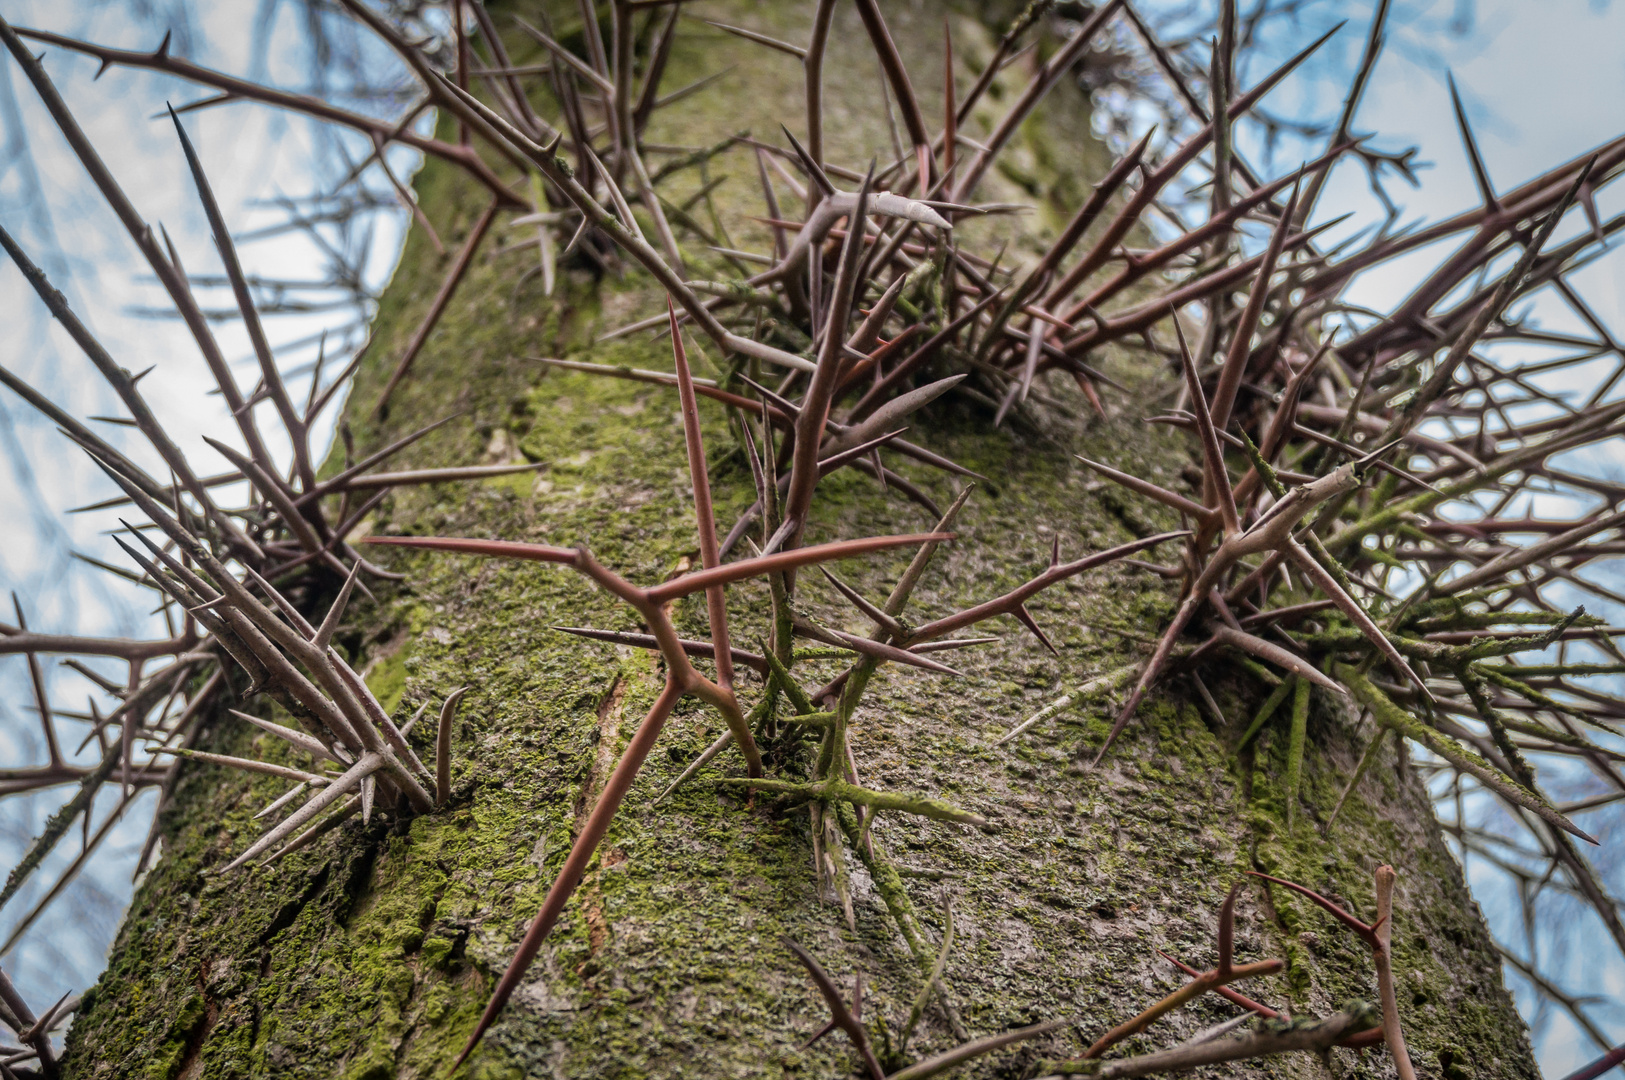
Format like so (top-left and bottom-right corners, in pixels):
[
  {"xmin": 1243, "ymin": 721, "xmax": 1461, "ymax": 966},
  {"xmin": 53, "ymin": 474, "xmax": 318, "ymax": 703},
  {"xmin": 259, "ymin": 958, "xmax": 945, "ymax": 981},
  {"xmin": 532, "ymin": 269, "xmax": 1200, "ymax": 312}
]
[{"xmin": 64, "ymin": 4, "xmax": 1537, "ymax": 1079}]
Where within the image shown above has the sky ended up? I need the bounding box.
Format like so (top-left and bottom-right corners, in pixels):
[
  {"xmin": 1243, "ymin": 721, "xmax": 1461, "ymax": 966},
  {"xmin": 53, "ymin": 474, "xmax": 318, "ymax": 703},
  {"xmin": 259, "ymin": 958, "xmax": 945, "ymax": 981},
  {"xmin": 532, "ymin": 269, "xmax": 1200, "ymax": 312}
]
[{"xmin": 0, "ymin": 0, "xmax": 1622, "ymax": 1072}]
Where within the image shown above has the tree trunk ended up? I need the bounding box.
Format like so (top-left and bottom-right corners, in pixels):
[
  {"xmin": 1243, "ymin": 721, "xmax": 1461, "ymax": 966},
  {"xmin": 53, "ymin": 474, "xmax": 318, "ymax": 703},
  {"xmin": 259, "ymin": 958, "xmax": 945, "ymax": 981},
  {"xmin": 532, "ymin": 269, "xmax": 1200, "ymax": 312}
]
[{"xmin": 63, "ymin": 4, "xmax": 1538, "ymax": 1078}]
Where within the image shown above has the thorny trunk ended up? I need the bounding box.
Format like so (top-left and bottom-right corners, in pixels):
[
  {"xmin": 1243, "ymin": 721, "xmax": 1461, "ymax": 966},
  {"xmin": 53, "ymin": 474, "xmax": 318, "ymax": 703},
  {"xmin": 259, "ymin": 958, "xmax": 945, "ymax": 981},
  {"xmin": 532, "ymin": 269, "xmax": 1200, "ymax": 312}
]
[{"xmin": 64, "ymin": 4, "xmax": 1537, "ymax": 1078}]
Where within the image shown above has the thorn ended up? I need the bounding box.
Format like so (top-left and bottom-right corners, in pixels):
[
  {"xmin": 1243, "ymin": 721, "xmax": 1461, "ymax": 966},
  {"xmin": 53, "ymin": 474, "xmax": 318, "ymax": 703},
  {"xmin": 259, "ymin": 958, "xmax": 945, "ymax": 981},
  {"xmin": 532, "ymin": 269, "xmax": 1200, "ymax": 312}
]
[
  {"xmin": 1011, "ymin": 603, "xmax": 1058, "ymax": 657},
  {"xmin": 783, "ymin": 939, "xmax": 886, "ymax": 1080},
  {"xmin": 228, "ymin": 709, "xmax": 347, "ymax": 765},
  {"xmin": 1246, "ymin": 871, "xmax": 1380, "ymax": 949},
  {"xmin": 779, "ymin": 123, "xmax": 836, "ymax": 197},
  {"xmin": 1447, "ymin": 74, "xmax": 1498, "ymax": 213},
  {"xmin": 819, "ymin": 566, "xmax": 903, "ymax": 638},
  {"xmin": 399, "ymin": 700, "xmax": 432, "ymax": 739},
  {"xmin": 1216, "ymin": 879, "xmax": 1243, "ymax": 978},
  {"xmin": 255, "ymin": 782, "xmax": 310, "ymax": 821},
  {"xmin": 1172, "ymin": 315, "xmax": 1241, "ymax": 536},
  {"xmin": 314, "ymin": 560, "xmax": 363, "ymax": 649},
  {"xmin": 437, "ymin": 686, "xmax": 468, "ymax": 805}
]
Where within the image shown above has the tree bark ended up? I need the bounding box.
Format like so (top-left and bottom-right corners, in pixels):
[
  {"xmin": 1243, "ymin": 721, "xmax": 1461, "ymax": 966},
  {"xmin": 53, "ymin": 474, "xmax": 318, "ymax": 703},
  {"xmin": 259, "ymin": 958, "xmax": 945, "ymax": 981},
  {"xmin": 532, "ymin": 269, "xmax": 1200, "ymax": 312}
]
[{"xmin": 63, "ymin": 4, "xmax": 1538, "ymax": 1078}]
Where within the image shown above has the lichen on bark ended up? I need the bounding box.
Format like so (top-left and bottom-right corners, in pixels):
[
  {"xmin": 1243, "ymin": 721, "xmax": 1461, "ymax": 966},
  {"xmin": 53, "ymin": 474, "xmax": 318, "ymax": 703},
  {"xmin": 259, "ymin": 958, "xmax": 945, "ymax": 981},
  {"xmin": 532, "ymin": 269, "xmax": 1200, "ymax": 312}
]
[{"xmin": 63, "ymin": 3, "xmax": 1537, "ymax": 1078}]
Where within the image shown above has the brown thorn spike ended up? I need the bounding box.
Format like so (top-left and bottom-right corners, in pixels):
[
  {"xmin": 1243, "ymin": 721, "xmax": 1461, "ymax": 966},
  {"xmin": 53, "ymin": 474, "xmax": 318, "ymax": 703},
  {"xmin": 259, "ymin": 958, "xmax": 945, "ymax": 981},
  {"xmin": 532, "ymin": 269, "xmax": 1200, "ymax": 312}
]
[
  {"xmin": 1010, "ymin": 603, "xmax": 1058, "ymax": 657},
  {"xmin": 455, "ymin": 678, "xmax": 683, "ymax": 1066},
  {"xmin": 1374, "ymin": 866, "xmax": 1419, "ymax": 1080},
  {"xmin": 668, "ymin": 298, "xmax": 762, "ymax": 776},
  {"xmin": 1246, "ymin": 871, "xmax": 1381, "ymax": 949},
  {"xmin": 436, "ymin": 687, "xmax": 468, "ymax": 806},
  {"xmin": 851, "ymin": 0, "xmax": 930, "ymax": 194},
  {"xmin": 1216, "ymin": 878, "xmax": 1242, "ymax": 978},
  {"xmin": 779, "ymin": 123, "xmax": 836, "ymax": 198},
  {"xmin": 909, "ymin": 531, "xmax": 1185, "ymax": 645},
  {"xmin": 314, "ymin": 560, "xmax": 364, "ymax": 650},
  {"xmin": 1209, "ymin": 625, "xmax": 1345, "ymax": 695},
  {"xmin": 1079, "ymin": 877, "xmax": 1283, "ymax": 1060},
  {"xmin": 819, "ymin": 567, "xmax": 903, "ymax": 639},
  {"xmin": 372, "ymin": 198, "xmax": 499, "ymax": 418},
  {"xmin": 1172, "ymin": 315, "xmax": 1241, "ymax": 537},
  {"xmin": 783, "ymin": 939, "xmax": 886, "ymax": 1080},
  {"xmin": 1209, "ymin": 176, "xmax": 1302, "ymax": 435},
  {"xmin": 782, "ymin": 165, "xmax": 874, "ymax": 555},
  {"xmin": 168, "ymin": 106, "xmax": 315, "ymax": 493},
  {"xmin": 1448, "ymin": 74, "xmax": 1499, "ymax": 213}
]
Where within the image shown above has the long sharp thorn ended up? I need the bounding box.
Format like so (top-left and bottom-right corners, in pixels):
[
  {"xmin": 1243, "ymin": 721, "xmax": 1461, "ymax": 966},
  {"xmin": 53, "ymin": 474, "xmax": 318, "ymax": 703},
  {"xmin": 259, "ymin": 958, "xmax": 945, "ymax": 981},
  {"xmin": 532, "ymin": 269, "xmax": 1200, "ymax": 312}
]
[
  {"xmin": 1172, "ymin": 315, "xmax": 1241, "ymax": 537},
  {"xmin": 819, "ymin": 566, "xmax": 903, "ymax": 638},
  {"xmin": 643, "ymin": 534, "xmax": 955, "ymax": 605},
  {"xmin": 668, "ymin": 303, "xmax": 732, "ymax": 685},
  {"xmin": 783, "ymin": 939, "xmax": 886, "ymax": 1080},
  {"xmin": 1011, "ymin": 603, "xmax": 1058, "ymax": 656},
  {"xmin": 264, "ymin": 794, "xmax": 362, "ymax": 864},
  {"xmin": 670, "ymin": 299, "xmax": 765, "ymax": 775},
  {"xmin": 372, "ymin": 198, "xmax": 500, "ymax": 418},
  {"xmin": 853, "ymin": 0, "xmax": 930, "ymax": 191},
  {"xmin": 314, "ymin": 560, "xmax": 363, "ymax": 649},
  {"xmin": 241, "ymin": 564, "xmax": 317, "ymax": 638},
  {"xmin": 878, "ymin": 485, "xmax": 974, "ymax": 623},
  {"xmin": 219, "ymin": 752, "xmax": 381, "ymax": 873},
  {"xmin": 456, "ymin": 679, "xmax": 683, "ymax": 1066},
  {"xmin": 909, "ymin": 531, "xmax": 1186, "ymax": 643},
  {"xmin": 1246, "ymin": 871, "xmax": 1379, "ymax": 948},
  {"xmin": 398, "ymin": 700, "xmax": 431, "ymax": 738},
  {"xmin": 512, "ymin": 17, "xmax": 616, "ymax": 95},
  {"xmin": 780, "ymin": 124, "xmax": 836, "ymax": 197},
  {"xmin": 296, "ymin": 412, "xmax": 463, "ymax": 507},
  {"xmin": 802, "ymin": 1017, "xmax": 839, "ymax": 1049},
  {"xmin": 437, "ymin": 686, "xmax": 468, "ymax": 806},
  {"xmin": 1217, "ymin": 879, "xmax": 1244, "ymax": 978},
  {"xmin": 1210, "ymin": 626, "xmax": 1344, "ymax": 694},
  {"xmin": 253, "ymin": 779, "xmax": 307, "ymax": 821},
  {"xmin": 168, "ymin": 105, "xmax": 312, "ymax": 490},
  {"xmin": 150, "ymin": 747, "xmax": 329, "ymax": 786},
  {"xmin": 551, "ymin": 626, "xmax": 768, "ymax": 674},
  {"xmin": 1095, "ymin": 614, "xmax": 1187, "ymax": 768},
  {"xmin": 818, "ymin": 428, "xmax": 909, "ymax": 479},
  {"xmin": 1448, "ymin": 74, "xmax": 1498, "ymax": 213},
  {"xmin": 799, "ymin": 618, "xmax": 966, "ymax": 676},
  {"xmin": 783, "ymin": 164, "xmax": 875, "ymax": 552},
  {"xmin": 1283, "ymin": 539, "xmax": 1432, "ymax": 701},
  {"xmin": 1077, "ymin": 455, "xmax": 1217, "ymax": 524},
  {"xmin": 739, "ymin": 415, "xmax": 771, "ymax": 512},
  {"xmin": 228, "ymin": 710, "xmax": 345, "ymax": 765},
  {"xmin": 704, "ymin": 19, "xmax": 805, "ymax": 59},
  {"xmin": 1210, "ymin": 176, "xmax": 1301, "ymax": 433},
  {"xmin": 890, "ymin": 1019, "xmax": 1070, "ymax": 1080},
  {"xmin": 561, "ymin": 211, "xmax": 591, "ymax": 257},
  {"xmin": 655, "ymin": 728, "xmax": 734, "ymax": 804}
]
